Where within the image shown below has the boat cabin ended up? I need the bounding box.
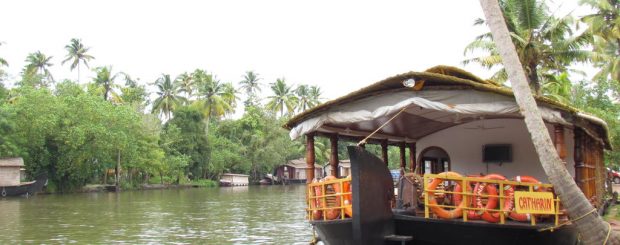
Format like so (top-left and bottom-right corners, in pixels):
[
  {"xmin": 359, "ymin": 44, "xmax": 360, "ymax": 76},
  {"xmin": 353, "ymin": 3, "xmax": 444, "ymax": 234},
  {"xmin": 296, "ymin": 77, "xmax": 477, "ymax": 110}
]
[
  {"xmin": 219, "ymin": 173, "xmax": 249, "ymax": 186},
  {"xmin": 323, "ymin": 159, "xmax": 351, "ymax": 178},
  {"xmin": 0, "ymin": 158, "xmax": 25, "ymax": 186},
  {"xmin": 273, "ymin": 158, "xmax": 323, "ymax": 183},
  {"xmin": 284, "ymin": 66, "xmax": 611, "ymax": 244}
]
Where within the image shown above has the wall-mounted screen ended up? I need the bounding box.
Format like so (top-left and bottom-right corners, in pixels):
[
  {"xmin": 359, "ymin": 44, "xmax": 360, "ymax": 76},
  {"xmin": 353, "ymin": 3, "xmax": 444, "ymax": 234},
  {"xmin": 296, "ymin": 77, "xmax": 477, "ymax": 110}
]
[{"xmin": 483, "ymin": 144, "xmax": 512, "ymax": 163}]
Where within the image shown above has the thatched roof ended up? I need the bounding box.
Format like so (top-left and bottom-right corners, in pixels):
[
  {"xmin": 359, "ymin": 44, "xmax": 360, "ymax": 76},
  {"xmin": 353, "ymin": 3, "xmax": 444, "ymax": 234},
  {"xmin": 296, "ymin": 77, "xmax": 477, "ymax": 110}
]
[
  {"xmin": 284, "ymin": 65, "xmax": 611, "ymax": 149},
  {"xmin": 0, "ymin": 158, "xmax": 24, "ymax": 167}
]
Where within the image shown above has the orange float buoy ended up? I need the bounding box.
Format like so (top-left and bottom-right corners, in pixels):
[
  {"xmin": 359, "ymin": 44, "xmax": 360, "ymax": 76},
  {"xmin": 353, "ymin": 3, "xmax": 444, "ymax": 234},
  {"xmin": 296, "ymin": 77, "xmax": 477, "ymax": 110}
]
[
  {"xmin": 343, "ymin": 177, "xmax": 353, "ymax": 217},
  {"xmin": 310, "ymin": 179, "xmax": 323, "ymax": 220},
  {"xmin": 477, "ymin": 174, "xmax": 514, "ymax": 223},
  {"xmin": 428, "ymin": 172, "xmax": 470, "ymax": 219},
  {"xmin": 322, "ymin": 176, "xmax": 342, "ymax": 220}
]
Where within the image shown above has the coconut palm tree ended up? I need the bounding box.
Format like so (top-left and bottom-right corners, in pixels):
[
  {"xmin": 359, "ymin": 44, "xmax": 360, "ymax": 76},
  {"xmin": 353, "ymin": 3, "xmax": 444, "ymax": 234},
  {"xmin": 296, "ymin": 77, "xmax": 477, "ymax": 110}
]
[
  {"xmin": 309, "ymin": 85, "xmax": 323, "ymax": 107},
  {"xmin": 267, "ymin": 78, "xmax": 297, "ymax": 117},
  {"xmin": 152, "ymin": 74, "xmax": 185, "ymax": 120},
  {"xmin": 479, "ymin": 0, "xmax": 619, "ymax": 243},
  {"xmin": 24, "ymin": 51, "xmax": 54, "ymax": 86},
  {"xmin": 175, "ymin": 72, "xmax": 195, "ymax": 101},
  {"xmin": 581, "ymin": 0, "xmax": 620, "ymax": 81},
  {"xmin": 93, "ymin": 66, "xmax": 120, "ymax": 102},
  {"xmin": 195, "ymin": 71, "xmax": 232, "ymax": 121},
  {"xmin": 61, "ymin": 38, "xmax": 95, "ymax": 83},
  {"xmin": 240, "ymin": 71, "xmax": 262, "ymax": 106},
  {"xmin": 295, "ymin": 84, "xmax": 312, "ymax": 113},
  {"xmin": 464, "ymin": 0, "xmax": 591, "ymax": 94},
  {"xmin": 222, "ymin": 82, "xmax": 239, "ymax": 117},
  {"xmin": 0, "ymin": 42, "xmax": 7, "ymax": 67}
]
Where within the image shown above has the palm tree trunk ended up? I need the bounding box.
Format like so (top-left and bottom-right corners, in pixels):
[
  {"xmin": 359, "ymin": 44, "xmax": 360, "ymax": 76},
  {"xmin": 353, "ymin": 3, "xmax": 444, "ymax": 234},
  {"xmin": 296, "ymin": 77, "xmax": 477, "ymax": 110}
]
[
  {"xmin": 479, "ymin": 0, "xmax": 619, "ymax": 244},
  {"xmin": 77, "ymin": 64, "xmax": 81, "ymax": 83}
]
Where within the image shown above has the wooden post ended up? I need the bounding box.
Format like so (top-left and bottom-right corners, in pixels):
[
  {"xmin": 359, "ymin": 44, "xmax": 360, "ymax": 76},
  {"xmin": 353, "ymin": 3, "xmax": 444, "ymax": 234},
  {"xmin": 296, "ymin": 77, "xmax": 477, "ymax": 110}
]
[
  {"xmin": 329, "ymin": 134, "xmax": 339, "ymax": 177},
  {"xmin": 574, "ymin": 128, "xmax": 585, "ymax": 193},
  {"xmin": 115, "ymin": 150, "xmax": 121, "ymax": 192},
  {"xmin": 554, "ymin": 125, "xmax": 567, "ymax": 164},
  {"xmin": 399, "ymin": 142, "xmax": 406, "ymax": 176},
  {"xmin": 381, "ymin": 140, "xmax": 389, "ymax": 165},
  {"xmin": 306, "ymin": 134, "xmax": 316, "ymax": 184},
  {"xmin": 409, "ymin": 143, "xmax": 416, "ymax": 173}
]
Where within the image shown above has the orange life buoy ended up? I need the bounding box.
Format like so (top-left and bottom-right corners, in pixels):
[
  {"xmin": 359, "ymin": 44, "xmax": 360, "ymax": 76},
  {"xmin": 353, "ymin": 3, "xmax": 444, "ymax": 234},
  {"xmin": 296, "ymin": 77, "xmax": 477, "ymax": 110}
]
[
  {"xmin": 509, "ymin": 176, "xmax": 544, "ymax": 222},
  {"xmin": 427, "ymin": 172, "xmax": 470, "ymax": 219},
  {"xmin": 477, "ymin": 174, "xmax": 514, "ymax": 223},
  {"xmin": 322, "ymin": 176, "xmax": 342, "ymax": 220},
  {"xmin": 451, "ymin": 181, "xmax": 476, "ymax": 219},
  {"xmin": 343, "ymin": 176, "xmax": 352, "ymax": 217},
  {"xmin": 310, "ymin": 179, "xmax": 323, "ymax": 220}
]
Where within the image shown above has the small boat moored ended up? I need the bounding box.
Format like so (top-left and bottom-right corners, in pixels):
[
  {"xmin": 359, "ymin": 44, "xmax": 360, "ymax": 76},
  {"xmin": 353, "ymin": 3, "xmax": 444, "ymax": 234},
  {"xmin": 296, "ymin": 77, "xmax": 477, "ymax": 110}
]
[
  {"xmin": 219, "ymin": 173, "xmax": 249, "ymax": 187},
  {"xmin": 0, "ymin": 158, "xmax": 47, "ymax": 197}
]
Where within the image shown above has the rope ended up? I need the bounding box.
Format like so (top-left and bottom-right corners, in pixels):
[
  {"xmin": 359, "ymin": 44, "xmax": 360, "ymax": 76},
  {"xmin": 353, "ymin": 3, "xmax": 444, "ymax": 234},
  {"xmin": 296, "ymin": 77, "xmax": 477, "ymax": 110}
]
[
  {"xmin": 537, "ymin": 208, "xmax": 597, "ymax": 232},
  {"xmin": 604, "ymin": 222, "xmax": 611, "ymax": 245},
  {"xmin": 357, "ymin": 107, "xmax": 409, "ymax": 146}
]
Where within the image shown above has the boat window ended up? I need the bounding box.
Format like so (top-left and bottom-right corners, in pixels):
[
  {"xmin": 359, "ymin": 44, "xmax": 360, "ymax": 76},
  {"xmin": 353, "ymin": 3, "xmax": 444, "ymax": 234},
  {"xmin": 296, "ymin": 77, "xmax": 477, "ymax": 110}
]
[{"xmin": 418, "ymin": 147, "xmax": 450, "ymax": 174}]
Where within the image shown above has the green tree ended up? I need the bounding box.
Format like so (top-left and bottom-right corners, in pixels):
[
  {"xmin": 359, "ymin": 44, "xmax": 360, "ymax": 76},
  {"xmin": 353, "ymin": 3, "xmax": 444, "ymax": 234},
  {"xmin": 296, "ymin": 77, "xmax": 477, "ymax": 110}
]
[
  {"xmin": 239, "ymin": 71, "xmax": 262, "ymax": 106},
  {"xmin": 163, "ymin": 107, "xmax": 209, "ymax": 179},
  {"xmin": 581, "ymin": 0, "xmax": 620, "ymax": 81},
  {"xmin": 195, "ymin": 71, "xmax": 232, "ymax": 121},
  {"xmin": 119, "ymin": 73, "xmax": 148, "ymax": 106},
  {"xmin": 92, "ymin": 66, "xmax": 120, "ymax": 102},
  {"xmin": 0, "ymin": 42, "xmax": 7, "ymax": 82},
  {"xmin": 24, "ymin": 51, "xmax": 54, "ymax": 87},
  {"xmin": 61, "ymin": 38, "xmax": 95, "ymax": 82},
  {"xmin": 175, "ymin": 72, "xmax": 195, "ymax": 101},
  {"xmin": 309, "ymin": 85, "xmax": 323, "ymax": 107},
  {"xmin": 221, "ymin": 82, "xmax": 239, "ymax": 118},
  {"xmin": 267, "ymin": 78, "xmax": 297, "ymax": 117},
  {"xmin": 295, "ymin": 84, "xmax": 311, "ymax": 113},
  {"xmin": 464, "ymin": 0, "xmax": 591, "ymax": 94},
  {"xmin": 152, "ymin": 74, "xmax": 185, "ymax": 120}
]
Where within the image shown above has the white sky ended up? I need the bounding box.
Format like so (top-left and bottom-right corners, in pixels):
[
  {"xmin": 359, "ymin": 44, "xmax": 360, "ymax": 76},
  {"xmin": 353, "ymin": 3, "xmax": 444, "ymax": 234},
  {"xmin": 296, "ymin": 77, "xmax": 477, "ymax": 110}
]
[{"xmin": 0, "ymin": 0, "xmax": 587, "ymax": 111}]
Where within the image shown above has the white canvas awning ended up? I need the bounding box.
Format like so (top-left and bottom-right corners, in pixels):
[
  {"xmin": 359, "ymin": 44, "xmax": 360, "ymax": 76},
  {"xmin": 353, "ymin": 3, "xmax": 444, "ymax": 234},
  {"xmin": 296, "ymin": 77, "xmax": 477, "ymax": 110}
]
[{"xmin": 290, "ymin": 90, "xmax": 569, "ymax": 140}]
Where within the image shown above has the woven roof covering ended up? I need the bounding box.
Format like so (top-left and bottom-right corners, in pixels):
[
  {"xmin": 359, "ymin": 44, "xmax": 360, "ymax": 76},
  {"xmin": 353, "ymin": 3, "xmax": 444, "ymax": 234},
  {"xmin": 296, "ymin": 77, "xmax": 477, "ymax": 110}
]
[
  {"xmin": 0, "ymin": 158, "xmax": 24, "ymax": 167},
  {"xmin": 284, "ymin": 65, "xmax": 611, "ymax": 149}
]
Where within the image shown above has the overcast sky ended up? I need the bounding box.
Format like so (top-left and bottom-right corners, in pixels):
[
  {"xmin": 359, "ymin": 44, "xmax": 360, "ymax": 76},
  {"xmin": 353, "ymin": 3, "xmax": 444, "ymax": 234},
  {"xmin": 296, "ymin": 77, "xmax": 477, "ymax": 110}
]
[{"xmin": 0, "ymin": 0, "xmax": 586, "ymax": 107}]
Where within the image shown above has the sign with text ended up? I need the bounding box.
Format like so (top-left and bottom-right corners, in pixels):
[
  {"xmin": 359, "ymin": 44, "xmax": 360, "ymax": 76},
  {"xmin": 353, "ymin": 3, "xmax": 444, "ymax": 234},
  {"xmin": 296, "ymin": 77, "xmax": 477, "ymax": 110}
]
[{"xmin": 514, "ymin": 191, "xmax": 555, "ymax": 214}]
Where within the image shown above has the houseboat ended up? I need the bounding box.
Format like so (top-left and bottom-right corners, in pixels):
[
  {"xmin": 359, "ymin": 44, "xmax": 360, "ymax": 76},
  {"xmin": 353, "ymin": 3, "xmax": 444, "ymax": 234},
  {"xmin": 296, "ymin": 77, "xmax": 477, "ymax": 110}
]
[
  {"xmin": 284, "ymin": 66, "xmax": 611, "ymax": 244},
  {"xmin": 273, "ymin": 158, "xmax": 323, "ymax": 184},
  {"xmin": 219, "ymin": 173, "xmax": 250, "ymax": 186},
  {"xmin": 0, "ymin": 158, "xmax": 47, "ymax": 197},
  {"xmin": 323, "ymin": 159, "xmax": 351, "ymax": 178}
]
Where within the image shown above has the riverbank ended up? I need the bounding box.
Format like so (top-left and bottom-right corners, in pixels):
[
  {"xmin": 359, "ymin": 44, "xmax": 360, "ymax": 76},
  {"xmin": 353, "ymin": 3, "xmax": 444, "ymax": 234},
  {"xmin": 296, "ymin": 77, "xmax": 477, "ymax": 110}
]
[{"xmin": 77, "ymin": 183, "xmax": 214, "ymax": 193}]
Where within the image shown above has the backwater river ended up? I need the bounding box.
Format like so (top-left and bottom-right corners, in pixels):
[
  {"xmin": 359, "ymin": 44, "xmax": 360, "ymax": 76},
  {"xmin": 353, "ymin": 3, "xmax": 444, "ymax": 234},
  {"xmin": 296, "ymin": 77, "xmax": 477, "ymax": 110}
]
[{"xmin": 0, "ymin": 185, "xmax": 312, "ymax": 244}]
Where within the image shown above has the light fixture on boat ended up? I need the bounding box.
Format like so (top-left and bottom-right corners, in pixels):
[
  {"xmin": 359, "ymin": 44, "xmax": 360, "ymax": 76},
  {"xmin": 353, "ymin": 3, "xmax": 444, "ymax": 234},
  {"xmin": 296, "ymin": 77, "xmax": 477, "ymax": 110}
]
[{"xmin": 402, "ymin": 78, "xmax": 416, "ymax": 87}]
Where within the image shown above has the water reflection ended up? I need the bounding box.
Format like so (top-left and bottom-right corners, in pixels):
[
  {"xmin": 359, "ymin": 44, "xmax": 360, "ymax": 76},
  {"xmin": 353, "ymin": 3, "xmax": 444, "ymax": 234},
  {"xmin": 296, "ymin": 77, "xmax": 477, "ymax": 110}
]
[{"xmin": 0, "ymin": 185, "xmax": 311, "ymax": 244}]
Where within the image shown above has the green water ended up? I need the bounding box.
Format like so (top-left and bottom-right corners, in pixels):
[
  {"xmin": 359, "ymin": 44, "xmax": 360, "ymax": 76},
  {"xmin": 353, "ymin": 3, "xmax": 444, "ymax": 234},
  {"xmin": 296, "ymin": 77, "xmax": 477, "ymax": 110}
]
[{"xmin": 0, "ymin": 185, "xmax": 311, "ymax": 244}]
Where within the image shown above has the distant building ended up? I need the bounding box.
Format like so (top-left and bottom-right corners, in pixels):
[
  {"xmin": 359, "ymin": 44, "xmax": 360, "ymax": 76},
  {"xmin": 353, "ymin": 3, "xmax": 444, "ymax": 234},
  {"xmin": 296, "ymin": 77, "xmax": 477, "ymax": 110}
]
[
  {"xmin": 323, "ymin": 159, "xmax": 351, "ymax": 177},
  {"xmin": 0, "ymin": 158, "xmax": 24, "ymax": 186},
  {"xmin": 274, "ymin": 158, "xmax": 323, "ymax": 183}
]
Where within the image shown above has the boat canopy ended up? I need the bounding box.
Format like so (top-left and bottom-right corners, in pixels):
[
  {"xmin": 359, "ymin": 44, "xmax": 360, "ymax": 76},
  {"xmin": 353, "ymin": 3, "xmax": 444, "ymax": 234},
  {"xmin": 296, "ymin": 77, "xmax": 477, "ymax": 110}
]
[{"xmin": 284, "ymin": 66, "xmax": 611, "ymax": 150}]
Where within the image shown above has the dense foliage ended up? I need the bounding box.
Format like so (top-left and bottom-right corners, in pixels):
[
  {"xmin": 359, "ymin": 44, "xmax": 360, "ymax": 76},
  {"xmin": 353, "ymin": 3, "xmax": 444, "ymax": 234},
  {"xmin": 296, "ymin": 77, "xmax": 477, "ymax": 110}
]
[
  {"xmin": 0, "ymin": 39, "xmax": 323, "ymax": 191},
  {"xmin": 465, "ymin": 0, "xmax": 620, "ymax": 167}
]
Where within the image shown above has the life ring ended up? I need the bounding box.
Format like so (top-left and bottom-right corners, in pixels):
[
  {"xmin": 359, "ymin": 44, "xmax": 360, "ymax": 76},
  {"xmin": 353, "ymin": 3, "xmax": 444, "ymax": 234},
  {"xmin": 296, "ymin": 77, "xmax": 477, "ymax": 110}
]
[
  {"xmin": 509, "ymin": 176, "xmax": 544, "ymax": 222},
  {"xmin": 310, "ymin": 179, "xmax": 323, "ymax": 220},
  {"xmin": 1, "ymin": 187, "xmax": 6, "ymax": 197},
  {"xmin": 452, "ymin": 182, "xmax": 482, "ymax": 220},
  {"xmin": 322, "ymin": 176, "xmax": 342, "ymax": 220},
  {"xmin": 427, "ymin": 172, "xmax": 470, "ymax": 219},
  {"xmin": 343, "ymin": 176, "xmax": 353, "ymax": 217},
  {"xmin": 477, "ymin": 174, "xmax": 514, "ymax": 223}
]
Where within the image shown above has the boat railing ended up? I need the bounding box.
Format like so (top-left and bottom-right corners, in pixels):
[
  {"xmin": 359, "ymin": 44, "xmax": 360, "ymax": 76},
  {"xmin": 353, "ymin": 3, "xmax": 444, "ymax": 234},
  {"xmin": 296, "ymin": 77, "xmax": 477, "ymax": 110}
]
[
  {"xmin": 306, "ymin": 176, "xmax": 352, "ymax": 221},
  {"xmin": 423, "ymin": 173, "xmax": 563, "ymax": 226}
]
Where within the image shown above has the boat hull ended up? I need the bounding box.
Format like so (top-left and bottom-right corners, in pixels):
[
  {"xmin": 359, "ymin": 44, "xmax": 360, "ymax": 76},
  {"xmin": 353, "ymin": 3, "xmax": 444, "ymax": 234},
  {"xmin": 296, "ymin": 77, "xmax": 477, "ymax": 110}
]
[
  {"xmin": 0, "ymin": 174, "xmax": 47, "ymax": 197},
  {"xmin": 313, "ymin": 215, "xmax": 577, "ymax": 245}
]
